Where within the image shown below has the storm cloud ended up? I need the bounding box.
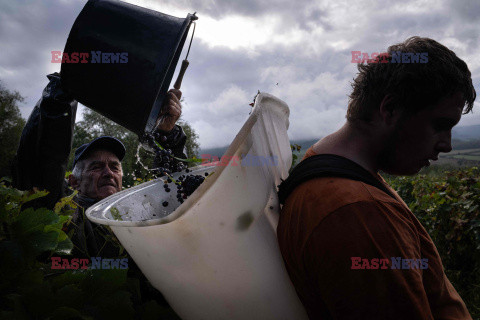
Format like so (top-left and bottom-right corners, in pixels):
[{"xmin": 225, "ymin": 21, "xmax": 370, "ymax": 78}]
[{"xmin": 1, "ymin": 0, "xmax": 479, "ymax": 148}]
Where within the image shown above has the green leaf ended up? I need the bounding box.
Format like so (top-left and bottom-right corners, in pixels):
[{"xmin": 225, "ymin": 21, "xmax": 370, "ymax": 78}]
[
  {"xmin": 110, "ymin": 207, "xmax": 123, "ymax": 221},
  {"xmin": 54, "ymin": 191, "xmax": 78, "ymax": 214},
  {"xmin": 51, "ymin": 270, "xmax": 89, "ymax": 290},
  {"xmin": 14, "ymin": 207, "xmax": 58, "ymax": 234},
  {"xmin": 19, "ymin": 189, "xmax": 49, "ymax": 205},
  {"xmin": 54, "ymin": 238, "xmax": 73, "ymax": 255},
  {"xmin": 20, "ymin": 231, "xmax": 59, "ymax": 257}
]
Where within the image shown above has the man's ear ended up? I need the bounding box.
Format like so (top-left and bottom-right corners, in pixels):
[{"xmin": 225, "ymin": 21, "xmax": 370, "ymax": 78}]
[
  {"xmin": 68, "ymin": 174, "xmax": 80, "ymax": 190},
  {"xmin": 379, "ymin": 95, "xmax": 401, "ymax": 126}
]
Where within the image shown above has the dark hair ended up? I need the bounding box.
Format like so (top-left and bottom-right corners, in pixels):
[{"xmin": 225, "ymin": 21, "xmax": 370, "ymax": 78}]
[{"xmin": 347, "ymin": 36, "xmax": 476, "ymax": 122}]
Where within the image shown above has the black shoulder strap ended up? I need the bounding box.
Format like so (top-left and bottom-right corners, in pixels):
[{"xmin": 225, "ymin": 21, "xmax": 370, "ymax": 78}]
[{"xmin": 278, "ymin": 154, "xmax": 396, "ymax": 204}]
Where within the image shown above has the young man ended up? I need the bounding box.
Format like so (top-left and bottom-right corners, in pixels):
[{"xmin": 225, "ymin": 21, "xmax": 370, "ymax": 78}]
[
  {"xmin": 13, "ymin": 72, "xmax": 186, "ymax": 257},
  {"xmin": 277, "ymin": 37, "xmax": 476, "ymax": 319}
]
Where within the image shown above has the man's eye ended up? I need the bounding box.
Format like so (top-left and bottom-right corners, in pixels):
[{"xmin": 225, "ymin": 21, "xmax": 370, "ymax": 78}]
[{"xmin": 433, "ymin": 122, "xmax": 452, "ymax": 132}]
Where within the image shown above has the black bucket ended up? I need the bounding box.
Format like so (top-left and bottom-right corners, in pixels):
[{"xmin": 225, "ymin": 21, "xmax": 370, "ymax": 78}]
[{"xmin": 61, "ymin": 0, "xmax": 195, "ymax": 135}]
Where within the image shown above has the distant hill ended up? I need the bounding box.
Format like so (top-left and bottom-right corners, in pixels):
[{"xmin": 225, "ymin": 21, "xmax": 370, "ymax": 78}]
[
  {"xmin": 199, "ymin": 138, "xmax": 319, "ymax": 158},
  {"xmin": 453, "ymin": 124, "xmax": 480, "ymax": 140},
  {"xmin": 199, "ymin": 124, "xmax": 480, "ymax": 157}
]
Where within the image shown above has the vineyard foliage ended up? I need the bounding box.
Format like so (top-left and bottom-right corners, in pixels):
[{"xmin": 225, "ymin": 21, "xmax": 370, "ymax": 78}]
[
  {"xmin": 0, "ymin": 178, "xmax": 179, "ymax": 319},
  {"xmin": 387, "ymin": 167, "xmax": 480, "ymax": 317},
  {"xmin": 1, "ymin": 165, "xmax": 479, "ymax": 318}
]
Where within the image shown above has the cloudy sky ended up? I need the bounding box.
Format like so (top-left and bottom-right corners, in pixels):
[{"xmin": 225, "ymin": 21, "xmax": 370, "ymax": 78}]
[{"xmin": 1, "ymin": 0, "xmax": 479, "ymax": 148}]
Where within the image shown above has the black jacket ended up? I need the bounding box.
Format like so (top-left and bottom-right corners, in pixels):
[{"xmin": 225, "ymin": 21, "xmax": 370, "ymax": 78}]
[{"xmin": 12, "ymin": 73, "xmax": 77, "ymax": 210}]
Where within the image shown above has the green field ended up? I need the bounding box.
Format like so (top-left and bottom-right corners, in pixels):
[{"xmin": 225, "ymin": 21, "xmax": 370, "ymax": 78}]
[
  {"xmin": 439, "ymin": 148, "xmax": 480, "ymax": 165},
  {"xmin": 448, "ymin": 148, "xmax": 480, "ymax": 155},
  {"xmin": 452, "ymin": 155, "xmax": 480, "ymax": 161}
]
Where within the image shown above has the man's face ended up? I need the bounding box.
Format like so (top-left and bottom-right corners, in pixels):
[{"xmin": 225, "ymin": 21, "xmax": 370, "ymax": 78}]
[
  {"xmin": 74, "ymin": 149, "xmax": 123, "ymax": 200},
  {"xmin": 379, "ymin": 91, "xmax": 464, "ymax": 176}
]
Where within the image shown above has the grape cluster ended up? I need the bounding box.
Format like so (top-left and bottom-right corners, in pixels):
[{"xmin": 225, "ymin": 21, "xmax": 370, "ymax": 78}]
[
  {"xmin": 143, "ymin": 132, "xmax": 185, "ymax": 177},
  {"xmin": 175, "ymin": 174, "xmax": 206, "ymax": 204},
  {"xmin": 141, "ymin": 133, "xmax": 208, "ymax": 206}
]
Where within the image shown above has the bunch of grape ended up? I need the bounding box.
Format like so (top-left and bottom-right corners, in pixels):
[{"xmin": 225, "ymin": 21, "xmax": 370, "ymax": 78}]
[
  {"xmin": 141, "ymin": 133, "xmax": 210, "ymax": 207},
  {"xmin": 143, "ymin": 132, "xmax": 186, "ymax": 177},
  {"xmin": 175, "ymin": 174, "xmax": 206, "ymax": 204}
]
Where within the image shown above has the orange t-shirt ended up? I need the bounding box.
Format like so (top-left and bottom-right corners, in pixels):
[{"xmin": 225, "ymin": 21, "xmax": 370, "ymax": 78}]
[{"xmin": 277, "ymin": 147, "xmax": 471, "ymax": 319}]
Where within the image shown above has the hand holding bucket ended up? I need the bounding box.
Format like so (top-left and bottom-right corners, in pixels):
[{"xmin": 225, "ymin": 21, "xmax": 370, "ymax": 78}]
[{"xmin": 155, "ymin": 89, "xmax": 182, "ymax": 133}]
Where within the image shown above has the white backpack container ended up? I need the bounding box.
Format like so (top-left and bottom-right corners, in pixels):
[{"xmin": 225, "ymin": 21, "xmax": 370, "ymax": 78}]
[{"xmin": 86, "ymin": 93, "xmax": 308, "ymax": 320}]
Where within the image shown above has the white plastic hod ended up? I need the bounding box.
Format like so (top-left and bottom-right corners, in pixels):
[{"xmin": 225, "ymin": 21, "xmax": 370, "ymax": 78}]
[{"xmin": 86, "ymin": 93, "xmax": 308, "ymax": 320}]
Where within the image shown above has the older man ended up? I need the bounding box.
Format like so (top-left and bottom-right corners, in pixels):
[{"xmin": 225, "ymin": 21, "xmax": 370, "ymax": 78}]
[
  {"xmin": 277, "ymin": 37, "xmax": 475, "ymax": 319},
  {"xmin": 13, "ymin": 72, "xmax": 185, "ymax": 257}
]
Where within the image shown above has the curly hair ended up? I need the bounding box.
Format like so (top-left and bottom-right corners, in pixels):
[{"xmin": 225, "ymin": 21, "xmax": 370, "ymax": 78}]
[{"xmin": 347, "ymin": 36, "xmax": 476, "ymax": 123}]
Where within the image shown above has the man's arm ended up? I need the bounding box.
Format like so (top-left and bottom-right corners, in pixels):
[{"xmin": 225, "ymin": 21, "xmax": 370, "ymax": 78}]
[{"xmin": 12, "ymin": 72, "xmax": 77, "ymax": 209}]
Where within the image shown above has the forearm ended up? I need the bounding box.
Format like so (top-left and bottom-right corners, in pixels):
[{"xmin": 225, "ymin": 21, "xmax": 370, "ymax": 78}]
[{"xmin": 12, "ymin": 73, "xmax": 77, "ymax": 208}]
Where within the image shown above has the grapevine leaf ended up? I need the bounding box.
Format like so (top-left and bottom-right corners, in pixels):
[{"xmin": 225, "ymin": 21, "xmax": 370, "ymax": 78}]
[
  {"xmin": 20, "ymin": 189, "xmax": 50, "ymax": 205},
  {"xmin": 54, "ymin": 190, "xmax": 78, "ymax": 214},
  {"xmin": 110, "ymin": 207, "xmax": 123, "ymax": 221},
  {"xmin": 14, "ymin": 207, "xmax": 58, "ymax": 234}
]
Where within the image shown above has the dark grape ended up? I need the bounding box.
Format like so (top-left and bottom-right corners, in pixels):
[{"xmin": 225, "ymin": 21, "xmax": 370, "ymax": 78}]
[
  {"xmin": 146, "ymin": 134, "xmax": 212, "ymax": 204},
  {"xmin": 174, "ymin": 174, "xmax": 206, "ymax": 203}
]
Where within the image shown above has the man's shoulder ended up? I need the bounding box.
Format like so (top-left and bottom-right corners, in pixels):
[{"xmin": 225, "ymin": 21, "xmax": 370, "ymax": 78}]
[
  {"xmin": 278, "ymin": 176, "xmax": 418, "ymax": 257},
  {"xmin": 285, "ymin": 176, "xmax": 397, "ymax": 212},
  {"xmin": 279, "ymin": 177, "xmax": 405, "ymax": 243}
]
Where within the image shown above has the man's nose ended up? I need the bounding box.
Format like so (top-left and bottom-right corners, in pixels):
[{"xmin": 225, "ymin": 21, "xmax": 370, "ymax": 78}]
[
  {"xmin": 435, "ymin": 131, "xmax": 452, "ymax": 153},
  {"xmin": 101, "ymin": 165, "xmax": 115, "ymax": 177}
]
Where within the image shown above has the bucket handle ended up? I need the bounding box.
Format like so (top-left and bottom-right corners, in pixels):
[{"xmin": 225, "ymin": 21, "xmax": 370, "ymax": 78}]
[{"xmin": 174, "ymin": 17, "xmax": 197, "ymax": 89}]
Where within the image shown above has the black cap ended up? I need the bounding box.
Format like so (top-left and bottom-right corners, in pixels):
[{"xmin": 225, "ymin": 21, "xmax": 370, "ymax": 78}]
[{"xmin": 73, "ymin": 136, "xmax": 126, "ymax": 168}]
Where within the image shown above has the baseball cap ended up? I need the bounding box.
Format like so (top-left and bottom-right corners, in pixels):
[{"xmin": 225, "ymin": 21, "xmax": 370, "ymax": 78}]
[{"xmin": 73, "ymin": 136, "xmax": 126, "ymax": 168}]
